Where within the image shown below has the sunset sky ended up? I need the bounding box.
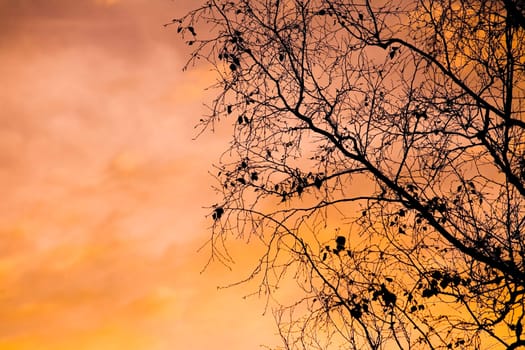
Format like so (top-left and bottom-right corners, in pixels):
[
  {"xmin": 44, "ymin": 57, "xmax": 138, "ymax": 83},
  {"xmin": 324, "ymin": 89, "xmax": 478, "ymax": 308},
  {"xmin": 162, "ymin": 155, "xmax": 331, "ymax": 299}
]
[{"xmin": 0, "ymin": 1, "xmax": 278, "ymax": 349}]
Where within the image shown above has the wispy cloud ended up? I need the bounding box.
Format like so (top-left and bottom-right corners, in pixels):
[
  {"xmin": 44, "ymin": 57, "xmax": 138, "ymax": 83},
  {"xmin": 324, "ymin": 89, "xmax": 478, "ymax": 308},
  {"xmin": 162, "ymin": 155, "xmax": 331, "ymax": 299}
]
[{"xmin": 0, "ymin": 1, "xmax": 278, "ymax": 349}]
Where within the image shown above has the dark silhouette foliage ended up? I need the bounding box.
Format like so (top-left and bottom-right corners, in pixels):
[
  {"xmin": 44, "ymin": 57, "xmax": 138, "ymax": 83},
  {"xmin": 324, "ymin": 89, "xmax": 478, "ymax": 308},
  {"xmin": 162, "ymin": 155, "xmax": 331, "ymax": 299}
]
[{"xmin": 173, "ymin": 0, "xmax": 525, "ymax": 349}]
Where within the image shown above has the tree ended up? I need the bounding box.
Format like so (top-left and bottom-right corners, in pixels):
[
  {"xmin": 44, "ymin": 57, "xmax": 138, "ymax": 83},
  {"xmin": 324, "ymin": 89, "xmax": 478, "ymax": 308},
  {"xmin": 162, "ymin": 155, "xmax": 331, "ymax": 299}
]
[{"xmin": 173, "ymin": 0, "xmax": 525, "ymax": 349}]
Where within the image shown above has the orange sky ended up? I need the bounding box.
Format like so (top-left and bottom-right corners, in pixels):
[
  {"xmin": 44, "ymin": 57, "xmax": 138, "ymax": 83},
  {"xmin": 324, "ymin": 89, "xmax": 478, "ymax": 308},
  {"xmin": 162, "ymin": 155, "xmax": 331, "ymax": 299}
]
[{"xmin": 0, "ymin": 1, "xmax": 279, "ymax": 349}]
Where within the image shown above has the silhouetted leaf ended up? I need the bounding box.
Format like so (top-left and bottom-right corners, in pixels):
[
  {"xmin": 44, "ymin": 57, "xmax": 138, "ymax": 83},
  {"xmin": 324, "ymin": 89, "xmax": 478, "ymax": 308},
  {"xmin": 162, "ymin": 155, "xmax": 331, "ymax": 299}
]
[
  {"xmin": 431, "ymin": 271, "xmax": 442, "ymax": 280},
  {"xmin": 380, "ymin": 284, "xmax": 397, "ymax": 307},
  {"xmin": 237, "ymin": 177, "xmax": 246, "ymax": 184},
  {"xmin": 350, "ymin": 306, "xmax": 362, "ymax": 319},
  {"xmin": 440, "ymin": 278, "xmax": 450, "ymax": 289},
  {"xmin": 314, "ymin": 177, "xmax": 323, "ymax": 189},
  {"xmin": 335, "ymin": 236, "xmax": 346, "ymax": 250},
  {"xmin": 422, "ymin": 288, "xmax": 437, "ymax": 298},
  {"xmin": 212, "ymin": 207, "xmax": 224, "ymax": 220},
  {"xmin": 388, "ymin": 46, "xmax": 399, "ymax": 59}
]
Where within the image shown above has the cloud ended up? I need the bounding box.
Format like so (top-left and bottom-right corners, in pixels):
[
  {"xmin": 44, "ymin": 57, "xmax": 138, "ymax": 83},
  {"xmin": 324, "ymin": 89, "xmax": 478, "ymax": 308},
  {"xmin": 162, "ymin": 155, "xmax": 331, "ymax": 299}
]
[{"xmin": 0, "ymin": 1, "xmax": 282, "ymax": 349}]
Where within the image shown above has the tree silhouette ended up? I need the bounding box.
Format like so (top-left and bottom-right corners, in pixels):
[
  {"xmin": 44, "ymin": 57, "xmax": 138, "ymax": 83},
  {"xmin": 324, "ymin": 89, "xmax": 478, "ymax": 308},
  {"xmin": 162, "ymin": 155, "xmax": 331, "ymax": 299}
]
[{"xmin": 174, "ymin": 0, "xmax": 525, "ymax": 349}]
